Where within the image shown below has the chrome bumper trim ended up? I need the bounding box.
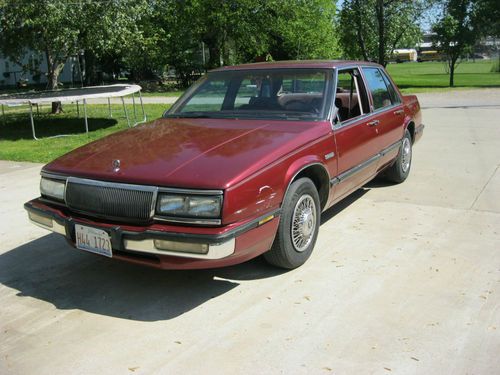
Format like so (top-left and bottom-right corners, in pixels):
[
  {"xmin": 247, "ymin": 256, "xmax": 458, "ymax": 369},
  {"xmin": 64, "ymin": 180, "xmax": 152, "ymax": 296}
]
[
  {"xmin": 123, "ymin": 238, "xmax": 235, "ymax": 259},
  {"xmin": 29, "ymin": 216, "xmax": 66, "ymax": 236}
]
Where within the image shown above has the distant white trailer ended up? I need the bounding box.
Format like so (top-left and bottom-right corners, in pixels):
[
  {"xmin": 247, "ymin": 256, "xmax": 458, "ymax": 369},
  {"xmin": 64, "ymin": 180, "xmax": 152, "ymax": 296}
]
[
  {"xmin": 0, "ymin": 84, "xmax": 146, "ymax": 140},
  {"xmin": 391, "ymin": 49, "xmax": 418, "ymax": 63}
]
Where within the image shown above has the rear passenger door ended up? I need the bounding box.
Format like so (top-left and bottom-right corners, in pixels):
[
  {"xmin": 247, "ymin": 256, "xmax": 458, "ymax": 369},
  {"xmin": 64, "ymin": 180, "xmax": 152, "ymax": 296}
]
[
  {"xmin": 361, "ymin": 67, "xmax": 406, "ymax": 167},
  {"xmin": 332, "ymin": 68, "xmax": 381, "ymax": 200}
]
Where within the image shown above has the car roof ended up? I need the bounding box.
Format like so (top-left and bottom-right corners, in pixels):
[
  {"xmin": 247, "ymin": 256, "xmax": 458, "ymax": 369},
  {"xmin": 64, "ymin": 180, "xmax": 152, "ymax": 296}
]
[{"xmin": 210, "ymin": 60, "xmax": 383, "ymax": 72}]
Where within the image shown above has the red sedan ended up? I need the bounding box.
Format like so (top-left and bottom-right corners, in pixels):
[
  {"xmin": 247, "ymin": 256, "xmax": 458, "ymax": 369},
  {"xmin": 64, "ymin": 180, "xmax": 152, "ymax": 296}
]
[{"xmin": 25, "ymin": 60, "xmax": 424, "ymax": 269}]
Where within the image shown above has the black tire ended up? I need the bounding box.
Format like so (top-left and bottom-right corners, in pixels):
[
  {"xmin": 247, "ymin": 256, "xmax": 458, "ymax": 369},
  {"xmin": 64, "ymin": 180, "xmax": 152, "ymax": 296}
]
[
  {"xmin": 264, "ymin": 177, "xmax": 321, "ymax": 269},
  {"xmin": 385, "ymin": 129, "xmax": 412, "ymax": 183}
]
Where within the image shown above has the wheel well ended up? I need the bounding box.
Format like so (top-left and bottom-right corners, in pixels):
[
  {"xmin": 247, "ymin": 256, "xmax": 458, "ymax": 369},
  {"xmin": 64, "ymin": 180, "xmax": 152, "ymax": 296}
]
[
  {"xmin": 292, "ymin": 165, "xmax": 330, "ymax": 210},
  {"xmin": 407, "ymin": 122, "xmax": 415, "ymax": 143}
]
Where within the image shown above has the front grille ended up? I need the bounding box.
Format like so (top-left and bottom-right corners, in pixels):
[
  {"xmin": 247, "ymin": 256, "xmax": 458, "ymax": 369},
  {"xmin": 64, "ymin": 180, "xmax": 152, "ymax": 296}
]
[{"xmin": 65, "ymin": 177, "xmax": 157, "ymax": 222}]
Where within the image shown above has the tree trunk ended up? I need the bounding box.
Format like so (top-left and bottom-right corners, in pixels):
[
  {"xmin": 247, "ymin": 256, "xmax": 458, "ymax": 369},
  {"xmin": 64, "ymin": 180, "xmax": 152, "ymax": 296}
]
[
  {"xmin": 208, "ymin": 44, "xmax": 222, "ymax": 68},
  {"xmin": 204, "ymin": 35, "xmax": 222, "ymax": 69},
  {"xmin": 48, "ymin": 66, "xmax": 64, "ymax": 113},
  {"xmin": 84, "ymin": 50, "xmax": 99, "ymax": 86},
  {"xmin": 354, "ymin": 0, "xmax": 369, "ymax": 61},
  {"xmin": 45, "ymin": 49, "xmax": 64, "ymax": 114},
  {"xmin": 376, "ymin": 0, "xmax": 386, "ymax": 66},
  {"xmin": 449, "ymin": 60, "xmax": 455, "ymax": 87}
]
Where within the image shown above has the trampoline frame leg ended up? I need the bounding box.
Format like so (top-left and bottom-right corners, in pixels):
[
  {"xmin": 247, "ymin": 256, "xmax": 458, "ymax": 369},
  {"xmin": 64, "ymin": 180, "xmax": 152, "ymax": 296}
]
[
  {"xmin": 1, "ymin": 104, "xmax": 5, "ymax": 127},
  {"xmin": 122, "ymin": 97, "xmax": 131, "ymax": 127},
  {"xmin": 29, "ymin": 102, "xmax": 39, "ymax": 140},
  {"xmin": 83, "ymin": 99, "xmax": 89, "ymax": 134},
  {"xmin": 108, "ymin": 98, "xmax": 112, "ymax": 118},
  {"xmin": 131, "ymin": 91, "xmax": 147, "ymax": 127},
  {"xmin": 76, "ymin": 100, "xmax": 80, "ymax": 118},
  {"xmin": 132, "ymin": 93, "xmax": 137, "ymax": 123},
  {"xmin": 139, "ymin": 91, "xmax": 147, "ymax": 123}
]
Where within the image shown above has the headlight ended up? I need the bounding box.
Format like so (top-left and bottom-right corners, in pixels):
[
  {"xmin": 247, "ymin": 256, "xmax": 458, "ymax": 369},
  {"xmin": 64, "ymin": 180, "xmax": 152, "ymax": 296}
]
[
  {"xmin": 156, "ymin": 194, "xmax": 222, "ymax": 218},
  {"xmin": 40, "ymin": 177, "xmax": 66, "ymax": 201}
]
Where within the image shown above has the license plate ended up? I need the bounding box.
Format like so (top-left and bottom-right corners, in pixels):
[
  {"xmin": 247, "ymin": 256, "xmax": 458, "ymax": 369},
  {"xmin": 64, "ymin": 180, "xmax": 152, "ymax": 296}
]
[{"xmin": 75, "ymin": 224, "xmax": 112, "ymax": 258}]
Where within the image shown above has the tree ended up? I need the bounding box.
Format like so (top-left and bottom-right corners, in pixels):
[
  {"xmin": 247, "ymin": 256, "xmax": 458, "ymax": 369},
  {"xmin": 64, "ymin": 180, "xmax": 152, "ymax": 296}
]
[
  {"xmin": 0, "ymin": 0, "xmax": 83, "ymax": 112},
  {"xmin": 432, "ymin": 0, "xmax": 478, "ymax": 86},
  {"xmin": 76, "ymin": 0, "xmax": 149, "ymax": 85},
  {"xmin": 475, "ymin": 0, "xmax": 500, "ymax": 71},
  {"xmin": 0, "ymin": 0, "xmax": 146, "ymax": 111},
  {"xmin": 139, "ymin": 0, "xmax": 340, "ymax": 86},
  {"xmin": 338, "ymin": 0, "xmax": 430, "ymax": 66},
  {"xmin": 267, "ymin": 0, "xmax": 340, "ymax": 61},
  {"xmin": 475, "ymin": 0, "xmax": 500, "ymax": 35}
]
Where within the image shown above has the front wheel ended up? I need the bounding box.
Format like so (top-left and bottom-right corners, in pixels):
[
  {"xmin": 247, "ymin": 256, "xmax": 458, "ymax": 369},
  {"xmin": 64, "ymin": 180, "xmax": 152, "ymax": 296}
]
[
  {"xmin": 385, "ymin": 129, "xmax": 412, "ymax": 183},
  {"xmin": 264, "ymin": 177, "xmax": 320, "ymax": 269}
]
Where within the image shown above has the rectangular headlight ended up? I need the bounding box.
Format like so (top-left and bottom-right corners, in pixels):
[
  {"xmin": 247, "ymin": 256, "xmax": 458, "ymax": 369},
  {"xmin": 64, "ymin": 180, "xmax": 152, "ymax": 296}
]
[
  {"xmin": 40, "ymin": 177, "xmax": 66, "ymax": 201},
  {"xmin": 156, "ymin": 194, "xmax": 221, "ymax": 218}
]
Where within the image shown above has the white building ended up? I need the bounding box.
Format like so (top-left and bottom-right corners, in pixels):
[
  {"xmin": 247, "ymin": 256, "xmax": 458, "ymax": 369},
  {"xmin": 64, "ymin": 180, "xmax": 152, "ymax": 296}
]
[{"xmin": 0, "ymin": 52, "xmax": 81, "ymax": 88}]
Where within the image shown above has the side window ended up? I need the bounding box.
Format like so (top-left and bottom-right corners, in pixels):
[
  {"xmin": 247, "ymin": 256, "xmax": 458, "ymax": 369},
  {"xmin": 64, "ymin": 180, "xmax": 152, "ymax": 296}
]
[
  {"xmin": 363, "ymin": 67, "xmax": 394, "ymax": 110},
  {"xmin": 234, "ymin": 79, "xmax": 259, "ymax": 108},
  {"xmin": 334, "ymin": 68, "xmax": 369, "ymax": 123},
  {"xmin": 180, "ymin": 79, "xmax": 228, "ymax": 112},
  {"xmin": 380, "ymin": 70, "xmax": 400, "ymax": 104}
]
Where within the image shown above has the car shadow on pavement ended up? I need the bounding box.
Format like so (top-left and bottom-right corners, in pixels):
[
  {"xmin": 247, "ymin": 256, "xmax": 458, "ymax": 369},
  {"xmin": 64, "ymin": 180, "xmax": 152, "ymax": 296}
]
[
  {"xmin": 320, "ymin": 187, "xmax": 369, "ymax": 225},
  {"xmin": 0, "ymin": 234, "xmax": 285, "ymax": 322},
  {"xmin": 364, "ymin": 177, "xmax": 394, "ymax": 189}
]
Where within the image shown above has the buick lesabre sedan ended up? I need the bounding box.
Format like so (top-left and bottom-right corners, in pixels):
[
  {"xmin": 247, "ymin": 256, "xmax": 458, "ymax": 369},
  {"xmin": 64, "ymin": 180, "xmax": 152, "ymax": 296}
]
[{"xmin": 25, "ymin": 61, "xmax": 423, "ymax": 269}]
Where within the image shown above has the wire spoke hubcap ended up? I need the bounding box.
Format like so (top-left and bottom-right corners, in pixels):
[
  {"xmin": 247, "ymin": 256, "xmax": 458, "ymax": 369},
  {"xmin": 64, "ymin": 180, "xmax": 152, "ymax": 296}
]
[
  {"xmin": 291, "ymin": 194, "xmax": 317, "ymax": 252},
  {"xmin": 401, "ymin": 137, "xmax": 412, "ymax": 173}
]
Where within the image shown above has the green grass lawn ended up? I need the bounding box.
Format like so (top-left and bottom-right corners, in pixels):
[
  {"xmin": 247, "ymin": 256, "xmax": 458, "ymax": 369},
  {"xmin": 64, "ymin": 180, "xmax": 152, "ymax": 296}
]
[
  {"xmin": 1, "ymin": 59, "xmax": 499, "ymax": 163},
  {"xmin": 141, "ymin": 60, "xmax": 500, "ymax": 96},
  {"xmin": 0, "ymin": 103, "xmax": 169, "ymax": 163},
  {"xmin": 140, "ymin": 90, "xmax": 183, "ymax": 97},
  {"xmin": 386, "ymin": 60, "xmax": 500, "ymax": 93}
]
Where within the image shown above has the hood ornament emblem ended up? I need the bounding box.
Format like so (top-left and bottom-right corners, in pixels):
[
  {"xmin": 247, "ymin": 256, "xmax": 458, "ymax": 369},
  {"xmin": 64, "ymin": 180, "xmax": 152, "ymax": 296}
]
[{"xmin": 112, "ymin": 159, "xmax": 121, "ymax": 172}]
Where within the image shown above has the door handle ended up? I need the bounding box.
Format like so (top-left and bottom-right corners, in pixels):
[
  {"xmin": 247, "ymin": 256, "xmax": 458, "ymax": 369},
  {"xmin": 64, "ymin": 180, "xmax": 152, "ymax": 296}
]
[
  {"xmin": 394, "ymin": 109, "xmax": 404, "ymax": 116},
  {"xmin": 367, "ymin": 120, "xmax": 380, "ymax": 127}
]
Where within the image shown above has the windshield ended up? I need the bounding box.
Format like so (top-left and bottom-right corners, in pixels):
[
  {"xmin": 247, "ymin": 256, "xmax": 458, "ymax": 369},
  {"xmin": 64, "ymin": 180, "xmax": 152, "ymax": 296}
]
[{"xmin": 166, "ymin": 68, "xmax": 332, "ymax": 120}]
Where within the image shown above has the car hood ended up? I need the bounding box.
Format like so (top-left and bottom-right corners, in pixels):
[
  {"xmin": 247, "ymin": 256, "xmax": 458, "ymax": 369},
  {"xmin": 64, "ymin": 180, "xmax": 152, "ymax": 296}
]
[{"xmin": 44, "ymin": 118, "xmax": 328, "ymax": 189}]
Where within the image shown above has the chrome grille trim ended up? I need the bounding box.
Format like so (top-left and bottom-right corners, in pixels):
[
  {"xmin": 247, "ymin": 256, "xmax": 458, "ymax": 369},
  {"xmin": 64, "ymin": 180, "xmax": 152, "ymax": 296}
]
[
  {"xmin": 65, "ymin": 177, "xmax": 158, "ymax": 222},
  {"xmin": 158, "ymin": 187, "xmax": 223, "ymax": 195},
  {"xmin": 40, "ymin": 171, "xmax": 68, "ymax": 181},
  {"xmin": 153, "ymin": 215, "xmax": 222, "ymax": 226},
  {"xmin": 42, "ymin": 175, "xmax": 224, "ymax": 225}
]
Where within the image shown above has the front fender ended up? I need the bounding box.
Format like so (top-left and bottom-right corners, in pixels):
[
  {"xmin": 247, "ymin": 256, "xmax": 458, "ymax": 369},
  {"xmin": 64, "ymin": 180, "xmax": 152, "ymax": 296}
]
[
  {"xmin": 283, "ymin": 155, "xmax": 329, "ymax": 192},
  {"xmin": 223, "ymin": 156, "xmax": 330, "ymax": 225}
]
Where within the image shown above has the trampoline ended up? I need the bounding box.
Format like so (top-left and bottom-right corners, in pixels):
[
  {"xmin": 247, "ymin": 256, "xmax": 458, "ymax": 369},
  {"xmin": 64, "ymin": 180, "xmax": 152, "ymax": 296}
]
[{"xmin": 0, "ymin": 84, "xmax": 147, "ymax": 140}]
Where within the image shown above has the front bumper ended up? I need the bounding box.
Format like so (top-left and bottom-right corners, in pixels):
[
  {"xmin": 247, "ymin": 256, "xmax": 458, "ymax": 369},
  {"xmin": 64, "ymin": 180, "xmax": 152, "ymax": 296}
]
[{"xmin": 25, "ymin": 199, "xmax": 280, "ymax": 269}]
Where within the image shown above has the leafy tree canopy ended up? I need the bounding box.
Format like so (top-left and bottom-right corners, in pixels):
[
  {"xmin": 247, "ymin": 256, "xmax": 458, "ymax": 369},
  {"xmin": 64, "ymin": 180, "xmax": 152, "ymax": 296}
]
[
  {"xmin": 1, "ymin": 0, "xmax": 341, "ymax": 89},
  {"xmin": 338, "ymin": 0, "xmax": 431, "ymax": 66}
]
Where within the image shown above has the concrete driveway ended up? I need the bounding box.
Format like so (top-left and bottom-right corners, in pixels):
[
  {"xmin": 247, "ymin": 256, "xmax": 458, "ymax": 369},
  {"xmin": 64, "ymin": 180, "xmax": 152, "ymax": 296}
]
[{"xmin": 1, "ymin": 90, "xmax": 499, "ymax": 374}]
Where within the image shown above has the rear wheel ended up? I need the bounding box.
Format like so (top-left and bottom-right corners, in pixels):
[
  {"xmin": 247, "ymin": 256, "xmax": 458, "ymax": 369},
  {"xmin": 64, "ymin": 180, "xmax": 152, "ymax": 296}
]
[
  {"xmin": 264, "ymin": 178, "xmax": 320, "ymax": 269},
  {"xmin": 385, "ymin": 129, "xmax": 412, "ymax": 183}
]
